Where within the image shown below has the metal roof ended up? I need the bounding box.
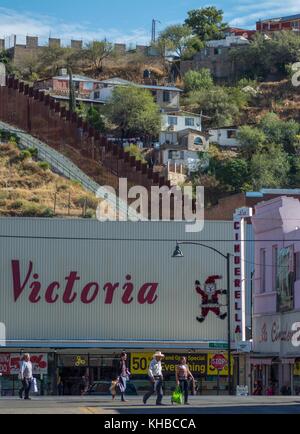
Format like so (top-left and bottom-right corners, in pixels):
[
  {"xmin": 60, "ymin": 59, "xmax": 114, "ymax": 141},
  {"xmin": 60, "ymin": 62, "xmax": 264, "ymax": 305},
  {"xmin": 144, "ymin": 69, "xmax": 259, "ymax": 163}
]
[
  {"xmin": 99, "ymin": 77, "xmax": 183, "ymax": 92},
  {"xmin": 260, "ymin": 13, "xmax": 300, "ymax": 23},
  {"xmin": 53, "ymin": 74, "xmax": 101, "ymax": 83}
]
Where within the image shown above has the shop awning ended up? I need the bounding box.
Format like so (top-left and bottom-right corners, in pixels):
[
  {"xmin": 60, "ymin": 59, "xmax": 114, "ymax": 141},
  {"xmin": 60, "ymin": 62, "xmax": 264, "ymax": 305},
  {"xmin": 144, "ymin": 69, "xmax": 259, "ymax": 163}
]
[
  {"xmin": 280, "ymin": 358, "xmax": 295, "ymax": 365},
  {"xmin": 250, "ymin": 358, "xmax": 273, "ymax": 366}
]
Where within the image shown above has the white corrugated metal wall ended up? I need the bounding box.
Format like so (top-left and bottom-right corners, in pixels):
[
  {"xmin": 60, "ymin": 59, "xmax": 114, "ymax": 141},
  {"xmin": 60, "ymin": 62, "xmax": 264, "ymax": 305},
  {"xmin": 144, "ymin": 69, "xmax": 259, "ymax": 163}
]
[{"xmin": 0, "ymin": 218, "xmax": 235, "ymax": 347}]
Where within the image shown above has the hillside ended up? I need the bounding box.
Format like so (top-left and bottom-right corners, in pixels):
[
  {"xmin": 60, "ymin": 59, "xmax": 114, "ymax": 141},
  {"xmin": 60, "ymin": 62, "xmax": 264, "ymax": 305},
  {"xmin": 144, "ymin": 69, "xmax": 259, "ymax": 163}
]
[{"xmin": 0, "ymin": 140, "xmax": 101, "ymax": 218}]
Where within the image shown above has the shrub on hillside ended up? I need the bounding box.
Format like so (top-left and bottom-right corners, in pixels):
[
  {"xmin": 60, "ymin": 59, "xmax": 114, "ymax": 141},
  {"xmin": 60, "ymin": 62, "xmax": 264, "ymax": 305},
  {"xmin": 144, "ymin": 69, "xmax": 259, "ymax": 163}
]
[{"xmin": 38, "ymin": 161, "xmax": 51, "ymax": 171}]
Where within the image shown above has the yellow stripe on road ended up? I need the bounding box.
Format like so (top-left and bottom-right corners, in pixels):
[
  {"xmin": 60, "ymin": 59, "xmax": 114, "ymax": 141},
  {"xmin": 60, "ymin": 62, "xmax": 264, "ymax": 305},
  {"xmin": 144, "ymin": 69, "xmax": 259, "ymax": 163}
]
[{"xmin": 80, "ymin": 407, "xmax": 98, "ymax": 414}]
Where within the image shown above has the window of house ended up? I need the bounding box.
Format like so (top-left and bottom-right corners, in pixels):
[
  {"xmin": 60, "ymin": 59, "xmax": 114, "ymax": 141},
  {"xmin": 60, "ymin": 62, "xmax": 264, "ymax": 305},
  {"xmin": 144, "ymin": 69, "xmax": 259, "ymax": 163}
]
[
  {"xmin": 180, "ymin": 151, "xmax": 184, "ymax": 160},
  {"xmin": 151, "ymin": 90, "xmax": 157, "ymax": 101},
  {"xmin": 185, "ymin": 117, "xmax": 195, "ymax": 127},
  {"xmin": 163, "ymin": 91, "xmax": 171, "ymax": 103},
  {"xmin": 168, "ymin": 116, "xmax": 178, "ymax": 126},
  {"xmin": 74, "ymin": 81, "xmax": 80, "ymax": 91},
  {"xmin": 94, "ymin": 91, "xmax": 100, "ymax": 100},
  {"xmin": 272, "ymin": 245, "xmax": 278, "ymax": 291},
  {"xmin": 260, "ymin": 248, "xmax": 266, "ymax": 293},
  {"xmin": 291, "ymin": 21, "xmax": 299, "ymax": 28},
  {"xmin": 227, "ymin": 130, "xmax": 237, "ymax": 139},
  {"xmin": 295, "ymin": 252, "xmax": 300, "ymax": 281},
  {"xmin": 194, "ymin": 137, "xmax": 203, "ymax": 146}
]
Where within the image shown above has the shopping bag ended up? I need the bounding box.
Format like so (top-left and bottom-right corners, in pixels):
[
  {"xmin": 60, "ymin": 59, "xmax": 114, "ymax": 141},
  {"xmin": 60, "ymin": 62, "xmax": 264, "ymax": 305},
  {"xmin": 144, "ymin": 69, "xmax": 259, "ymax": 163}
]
[
  {"xmin": 171, "ymin": 386, "xmax": 183, "ymax": 405},
  {"xmin": 31, "ymin": 378, "xmax": 38, "ymax": 393}
]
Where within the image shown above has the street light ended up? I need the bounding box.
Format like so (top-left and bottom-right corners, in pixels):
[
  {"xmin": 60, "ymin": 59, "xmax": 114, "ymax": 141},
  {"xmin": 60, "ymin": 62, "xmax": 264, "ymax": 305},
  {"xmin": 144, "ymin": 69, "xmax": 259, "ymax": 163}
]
[{"xmin": 172, "ymin": 241, "xmax": 233, "ymax": 395}]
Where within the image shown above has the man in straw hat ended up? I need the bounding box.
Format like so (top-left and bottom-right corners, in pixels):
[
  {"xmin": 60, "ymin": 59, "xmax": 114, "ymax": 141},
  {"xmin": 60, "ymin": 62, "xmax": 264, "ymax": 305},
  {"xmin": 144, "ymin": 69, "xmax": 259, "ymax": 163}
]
[{"xmin": 143, "ymin": 351, "xmax": 165, "ymax": 406}]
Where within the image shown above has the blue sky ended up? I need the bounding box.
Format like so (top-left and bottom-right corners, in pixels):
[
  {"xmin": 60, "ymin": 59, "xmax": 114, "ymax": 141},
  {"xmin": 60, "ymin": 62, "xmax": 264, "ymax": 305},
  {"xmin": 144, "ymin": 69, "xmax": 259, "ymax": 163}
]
[{"xmin": 0, "ymin": 0, "xmax": 299, "ymax": 45}]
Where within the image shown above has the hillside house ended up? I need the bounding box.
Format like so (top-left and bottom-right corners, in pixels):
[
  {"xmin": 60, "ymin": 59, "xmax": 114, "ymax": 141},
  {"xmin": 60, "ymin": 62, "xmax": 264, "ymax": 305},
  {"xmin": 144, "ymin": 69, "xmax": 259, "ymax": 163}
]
[
  {"xmin": 181, "ymin": 35, "xmax": 250, "ymax": 80},
  {"xmin": 98, "ymin": 77, "xmax": 182, "ymax": 112},
  {"xmin": 209, "ymin": 126, "xmax": 239, "ymax": 148},
  {"xmin": 256, "ymin": 14, "xmax": 300, "ymax": 33}
]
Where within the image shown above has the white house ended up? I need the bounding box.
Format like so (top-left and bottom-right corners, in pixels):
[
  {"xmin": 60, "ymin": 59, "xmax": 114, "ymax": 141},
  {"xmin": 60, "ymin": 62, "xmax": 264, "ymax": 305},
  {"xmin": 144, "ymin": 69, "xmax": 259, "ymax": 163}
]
[
  {"xmin": 159, "ymin": 128, "xmax": 209, "ymax": 174},
  {"xmin": 208, "ymin": 126, "xmax": 239, "ymax": 148},
  {"xmin": 98, "ymin": 77, "xmax": 183, "ymax": 112},
  {"xmin": 161, "ymin": 111, "xmax": 202, "ymax": 133}
]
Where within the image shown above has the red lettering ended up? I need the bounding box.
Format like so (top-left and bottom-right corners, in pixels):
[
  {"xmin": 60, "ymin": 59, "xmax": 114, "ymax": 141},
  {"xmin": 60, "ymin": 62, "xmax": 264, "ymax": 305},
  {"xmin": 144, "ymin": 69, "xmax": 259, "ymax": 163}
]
[
  {"xmin": 138, "ymin": 283, "xmax": 158, "ymax": 305},
  {"xmin": 235, "ymin": 268, "xmax": 241, "ymax": 276},
  {"xmin": 63, "ymin": 272, "xmax": 79, "ymax": 304},
  {"xmin": 29, "ymin": 280, "xmax": 41, "ymax": 303},
  {"xmin": 45, "ymin": 282, "xmax": 60, "ymax": 303},
  {"xmin": 235, "ymin": 302, "xmax": 241, "ymax": 310},
  {"xmin": 235, "ymin": 313, "xmax": 242, "ymax": 322},
  {"xmin": 104, "ymin": 282, "xmax": 119, "ymax": 304},
  {"xmin": 235, "ymin": 279, "xmax": 241, "ymax": 288},
  {"xmin": 235, "ymin": 291, "xmax": 241, "ymax": 299},
  {"xmin": 81, "ymin": 283, "xmax": 99, "ymax": 304},
  {"xmin": 234, "ymin": 245, "xmax": 240, "ymax": 253},
  {"xmin": 235, "ymin": 325, "xmax": 242, "ymax": 334},
  {"xmin": 122, "ymin": 276, "xmax": 134, "ymax": 305},
  {"xmin": 234, "ymin": 257, "xmax": 240, "ymax": 265},
  {"xmin": 234, "ymin": 222, "xmax": 240, "ymax": 230},
  {"xmin": 12, "ymin": 260, "xmax": 33, "ymax": 302}
]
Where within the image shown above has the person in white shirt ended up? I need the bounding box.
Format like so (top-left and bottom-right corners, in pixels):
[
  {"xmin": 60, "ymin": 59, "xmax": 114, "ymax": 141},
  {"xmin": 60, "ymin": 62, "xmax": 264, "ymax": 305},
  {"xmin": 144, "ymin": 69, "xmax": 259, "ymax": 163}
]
[
  {"xmin": 143, "ymin": 351, "xmax": 165, "ymax": 406},
  {"xmin": 19, "ymin": 353, "xmax": 33, "ymax": 400}
]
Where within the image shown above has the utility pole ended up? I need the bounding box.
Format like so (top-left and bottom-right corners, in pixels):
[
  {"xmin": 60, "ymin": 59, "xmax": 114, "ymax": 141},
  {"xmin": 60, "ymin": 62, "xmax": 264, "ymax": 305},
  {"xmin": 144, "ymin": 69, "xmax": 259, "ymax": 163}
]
[
  {"xmin": 67, "ymin": 66, "xmax": 76, "ymax": 113},
  {"xmin": 151, "ymin": 19, "xmax": 161, "ymax": 43}
]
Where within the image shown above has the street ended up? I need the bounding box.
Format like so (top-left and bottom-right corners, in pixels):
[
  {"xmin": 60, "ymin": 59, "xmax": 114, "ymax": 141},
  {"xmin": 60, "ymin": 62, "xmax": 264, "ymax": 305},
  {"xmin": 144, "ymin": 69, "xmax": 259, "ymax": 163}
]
[{"xmin": 0, "ymin": 396, "xmax": 299, "ymax": 414}]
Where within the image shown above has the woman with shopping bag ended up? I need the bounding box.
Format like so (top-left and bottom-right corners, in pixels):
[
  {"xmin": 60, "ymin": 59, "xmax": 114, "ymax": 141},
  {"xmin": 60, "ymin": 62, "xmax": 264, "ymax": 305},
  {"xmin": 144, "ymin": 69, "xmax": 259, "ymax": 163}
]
[{"xmin": 175, "ymin": 356, "xmax": 194, "ymax": 405}]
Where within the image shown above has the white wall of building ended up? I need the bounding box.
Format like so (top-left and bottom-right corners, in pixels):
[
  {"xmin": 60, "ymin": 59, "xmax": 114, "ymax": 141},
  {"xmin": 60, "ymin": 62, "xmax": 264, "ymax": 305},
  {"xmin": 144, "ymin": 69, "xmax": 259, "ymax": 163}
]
[
  {"xmin": 209, "ymin": 128, "xmax": 239, "ymax": 148},
  {"xmin": 0, "ymin": 218, "xmax": 237, "ymax": 348},
  {"xmin": 161, "ymin": 114, "xmax": 202, "ymax": 132}
]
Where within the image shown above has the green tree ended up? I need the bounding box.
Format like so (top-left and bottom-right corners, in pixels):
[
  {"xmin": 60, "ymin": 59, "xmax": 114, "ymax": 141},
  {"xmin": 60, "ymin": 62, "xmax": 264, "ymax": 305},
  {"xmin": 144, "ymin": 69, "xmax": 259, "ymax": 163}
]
[
  {"xmin": 214, "ymin": 158, "xmax": 250, "ymax": 193},
  {"xmin": 82, "ymin": 40, "xmax": 114, "ymax": 72},
  {"xmin": 238, "ymin": 125, "xmax": 267, "ymax": 159},
  {"xmin": 187, "ymin": 86, "xmax": 249, "ymax": 127},
  {"xmin": 231, "ymin": 31, "xmax": 300, "ymax": 81},
  {"xmin": 106, "ymin": 86, "xmax": 161, "ymax": 138},
  {"xmin": 77, "ymin": 104, "xmax": 106, "ymax": 132},
  {"xmin": 183, "ymin": 69, "xmax": 213, "ymax": 92},
  {"xmin": 158, "ymin": 24, "xmax": 202, "ymax": 59},
  {"xmin": 250, "ymin": 144, "xmax": 290, "ymax": 190},
  {"xmin": 185, "ymin": 7, "xmax": 227, "ymax": 41},
  {"xmin": 259, "ymin": 113, "xmax": 300, "ymax": 154}
]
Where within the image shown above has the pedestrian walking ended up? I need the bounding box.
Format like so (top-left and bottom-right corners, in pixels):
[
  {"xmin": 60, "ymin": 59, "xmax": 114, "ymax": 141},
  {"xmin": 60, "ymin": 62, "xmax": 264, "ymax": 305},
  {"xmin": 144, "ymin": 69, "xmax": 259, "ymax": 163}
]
[
  {"xmin": 175, "ymin": 356, "xmax": 194, "ymax": 405},
  {"xmin": 118, "ymin": 352, "xmax": 130, "ymax": 402},
  {"xmin": 109, "ymin": 377, "xmax": 118, "ymax": 400},
  {"xmin": 19, "ymin": 353, "xmax": 33, "ymax": 400},
  {"xmin": 143, "ymin": 351, "xmax": 165, "ymax": 406}
]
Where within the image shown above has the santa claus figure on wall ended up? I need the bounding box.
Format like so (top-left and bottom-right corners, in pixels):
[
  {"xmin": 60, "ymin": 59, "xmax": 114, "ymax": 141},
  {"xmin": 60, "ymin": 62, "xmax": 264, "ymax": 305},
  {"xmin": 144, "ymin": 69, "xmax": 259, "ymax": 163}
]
[{"xmin": 195, "ymin": 275, "xmax": 227, "ymax": 323}]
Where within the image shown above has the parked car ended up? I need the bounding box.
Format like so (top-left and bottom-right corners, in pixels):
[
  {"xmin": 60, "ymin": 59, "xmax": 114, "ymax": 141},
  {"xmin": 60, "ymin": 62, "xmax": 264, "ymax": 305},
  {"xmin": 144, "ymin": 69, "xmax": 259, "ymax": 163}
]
[{"xmin": 87, "ymin": 381, "xmax": 138, "ymax": 396}]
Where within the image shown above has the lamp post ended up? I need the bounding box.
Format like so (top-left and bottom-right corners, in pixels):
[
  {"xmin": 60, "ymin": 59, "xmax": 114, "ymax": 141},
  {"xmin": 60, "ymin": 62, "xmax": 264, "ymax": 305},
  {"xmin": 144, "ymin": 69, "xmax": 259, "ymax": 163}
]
[{"xmin": 172, "ymin": 241, "xmax": 233, "ymax": 395}]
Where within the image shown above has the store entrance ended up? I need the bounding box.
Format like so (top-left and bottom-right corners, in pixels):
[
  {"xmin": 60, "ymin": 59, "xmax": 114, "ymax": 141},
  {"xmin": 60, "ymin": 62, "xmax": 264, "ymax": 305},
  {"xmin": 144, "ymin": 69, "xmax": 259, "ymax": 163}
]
[{"xmin": 59, "ymin": 367, "xmax": 87, "ymax": 396}]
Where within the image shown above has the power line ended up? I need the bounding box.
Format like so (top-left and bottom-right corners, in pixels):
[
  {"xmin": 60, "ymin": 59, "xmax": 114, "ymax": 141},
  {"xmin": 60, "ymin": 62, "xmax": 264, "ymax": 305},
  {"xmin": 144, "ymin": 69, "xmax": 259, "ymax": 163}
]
[{"xmin": 0, "ymin": 234, "xmax": 300, "ymax": 243}]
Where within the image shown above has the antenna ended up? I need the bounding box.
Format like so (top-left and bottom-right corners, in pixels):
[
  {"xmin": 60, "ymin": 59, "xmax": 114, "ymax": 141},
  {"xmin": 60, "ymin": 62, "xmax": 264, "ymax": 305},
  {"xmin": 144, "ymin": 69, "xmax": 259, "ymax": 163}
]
[{"xmin": 151, "ymin": 19, "xmax": 161, "ymax": 43}]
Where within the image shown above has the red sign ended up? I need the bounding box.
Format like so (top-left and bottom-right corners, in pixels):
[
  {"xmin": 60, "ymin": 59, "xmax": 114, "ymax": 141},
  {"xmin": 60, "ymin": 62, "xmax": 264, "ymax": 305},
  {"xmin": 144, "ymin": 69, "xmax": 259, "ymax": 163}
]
[
  {"xmin": 0, "ymin": 353, "xmax": 10, "ymax": 375},
  {"xmin": 210, "ymin": 354, "xmax": 228, "ymax": 371},
  {"xmin": 0, "ymin": 353, "xmax": 48, "ymax": 375}
]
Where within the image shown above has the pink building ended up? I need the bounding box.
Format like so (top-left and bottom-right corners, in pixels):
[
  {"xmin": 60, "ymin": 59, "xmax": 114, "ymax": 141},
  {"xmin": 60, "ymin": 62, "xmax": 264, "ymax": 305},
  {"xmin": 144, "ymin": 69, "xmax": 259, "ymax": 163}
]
[{"xmin": 252, "ymin": 196, "xmax": 300, "ymax": 395}]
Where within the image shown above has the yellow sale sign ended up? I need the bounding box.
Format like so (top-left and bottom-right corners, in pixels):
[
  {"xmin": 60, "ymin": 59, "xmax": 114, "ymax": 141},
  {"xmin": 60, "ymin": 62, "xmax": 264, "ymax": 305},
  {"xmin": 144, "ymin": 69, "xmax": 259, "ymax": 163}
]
[
  {"xmin": 130, "ymin": 353, "xmax": 208, "ymax": 376},
  {"xmin": 130, "ymin": 353, "xmax": 153, "ymax": 375},
  {"xmin": 207, "ymin": 353, "xmax": 234, "ymax": 376},
  {"xmin": 294, "ymin": 362, "xmax": 300, "ymax": 376}
]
